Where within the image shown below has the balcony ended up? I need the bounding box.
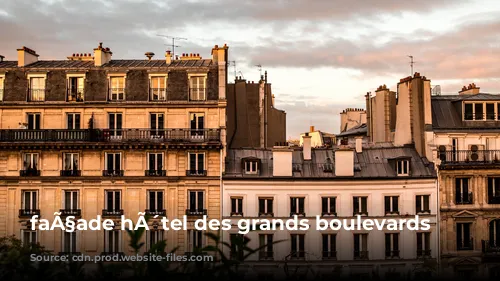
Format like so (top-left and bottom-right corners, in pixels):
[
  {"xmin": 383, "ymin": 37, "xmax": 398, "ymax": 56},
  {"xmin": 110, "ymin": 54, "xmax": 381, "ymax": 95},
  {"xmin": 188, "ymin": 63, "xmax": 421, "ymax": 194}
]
[
  {"xmin": 458, "ymin": 239, "xmax": 474, "ymax": 251},
  {"xmin": 60, "ymin": 170, "xmax": 81, "ymax": 177},
  {"xmin": 259, "ymin": 251, "xmax": 274, "ymax": 261},
  {"xmin": 28, "ymin": 88, "xmax": 45, "ymax": 102},
  {"xmin": 322, "ymin": 251, "xmax": 337, "ymax": 260},
  {"xmin": 290, "ymin": 251, "xmax": 306, "ymax": 260},
  {"xmin": 488, "ymin": 196, "xmax": 500, "ymax": 204},
  {"xmin": 416, "ymin": 209, "xmax": 431, "ymax": 215},
  {"xmin": 185, "ymin": 208, "xmax": 207, "ymax": 216},
  {"xmin": 353, "ymin": 211, "xmax": 368, "ymax": 216},
  {"xmin": 0, "ymin": 129, "xmax": 91, "ymax": 142},
  {"xmin": 186, "ymin": 170, "xmax": 207, "ymax": 176},
  {"xmin": 456, "ymin": 193, "xmax": 473, "ymax": 205},
  {"xmin": 321, "ymin": 212, "xmax": 337, "ymax": 217},
  {"xmin": 482, "ymin": 240, "xmax": 500, "ymax": 261},
  {"xmin": 417, "ymin": 249, "xmax": 432, "ymax": 258},
  {"xmin": 385, "ymin": 250, "xmax": 400, "ymax": 259},
  {"xmin": 145, "ymin": 170, "xmax": 166, "ymax": 177},
  {"xmin": 145, "ymin": 209, "xmax": 166, "ymax": 216},
  {"xmin": 102, "ymin": 170, "xmax": 124, "ymax": 177},
  {"xmin": 59, "ymin": 209, "xmax": 82, "ymax": 217},
  {"xmin": 354, "ymin": 250, "xmax": 369, "ymax": 260},
  {"xmin": 290, "ymin": 212, "xmax": 306, "ymax": 217},
  {"xmin": 189, "ymin": 88, "xmax": 206, "ymax": 101},
  {"xmin": 150, "ymin": 88, "xmax": 166, "ymax": 101},
  {"xmin": 258, "ymin": 212, "xmax": 274, "ymax": 217},
  {"xmin": 20, "ymin": 169, "xmax": 40, "ymax": 177},
  {"xmin": 439, "ymin": 150, "xmax": 500, "ymax": 168},
  {"xmin": 19, "ymin": 209, "xmax": 40, "ymax": 218},
  {"xmin": 230, "ymin": 211, "xmax": 243, "ymax": 216},
  {"xmin": 385, "ymin": 210, "xmax": 400, "ymax": 215},
  {"xmin": 102, "ymin": 209, "xmax": 123, "ymax": 217},
  {"xmin": 67, "ymin": 88, "xmax": 84, "ymax": 102}
]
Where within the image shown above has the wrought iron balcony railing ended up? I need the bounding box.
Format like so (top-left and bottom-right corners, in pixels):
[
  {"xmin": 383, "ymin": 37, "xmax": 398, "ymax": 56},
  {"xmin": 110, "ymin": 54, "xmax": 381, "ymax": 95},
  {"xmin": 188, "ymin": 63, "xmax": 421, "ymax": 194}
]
[
  {"xmin": 354, "ymin": 250, "xmax": 369, "ymax": 260},
  {"xmin": 150, "ymin": 88, "xmax": 167, "ymax": 101},
  {"xmin": 189, "ymin": 88, "xmax": 206, "ymax": 101},
  {"xmin": 102, "ymin": 170, "xmax": 124, "ymax": 177},
  {"xmin": 258, "ymin": 212, "xmax": 274, "ymax": 217},
  {"xmin": 60, "ymin": 170, "xmax": 81, "ymax": 177},
  {"xmin": 20, "ymin": 169, "xmax": 40, "ymax": 176},
  {"xmin": 439, "ymin": 150, "xmax": 500, "ymax": 165},
  {"xmin": 290, "ymin": 211, "xmax": 306, "ymax": 217},
  {"xmin": 186, "ymin": 170, "xmax": 207, "ymax": 176},
  {"xmin": 19, "ymin": 209, "xmax": 40, "ymax": 218},
  {"xmin": 59, "ymin": 209, "xmax": 81, "ymax": 217},
  {"xmin": 145, "ymin": 209, "xmax": 166, "ymax": 216},
  {"xmin": 321, "ymin": 211, "xmax": 337, "ymax": 217},
  {"xmin": 353, "ymin": 211, "xmax": 368, "ymax": 216},
  {"xmin": 0, "ymin": 128, "xmax": 221, "ymax": 144},
  {"xmin": 230, "ymin": 211, "xmax": 243, "ymax": 216},
  {"xmin": 185, "ymin": 208, "xmax": 207, "ymax": 216},
  {"xmin": 322, "ymin": 251, "xmax": 337, "ymax": 260},
  {"xmin": 417, "ymin": 249, "xmax": 432, "ymax": 258},
  {"xmin": 102, "ymin": 209, "xmax": 124, "ymax": 217},
  {"xmin": 456, "ymin": 193, "xmax": 474, "ymax": 204},
  {"xmin": 28, "ymin": 88, "xmax": 46, "ymax": 101},
  {"xmin": 482, "ymin": 240, "xmax": 500, "ymax": 254},
  {"xmin": 385, "ymin": 250, "xmax": 400, "ymax": 259},
  {"xmin": 145, "ymin": 170, "xmax": 166, "ymax": 176}
]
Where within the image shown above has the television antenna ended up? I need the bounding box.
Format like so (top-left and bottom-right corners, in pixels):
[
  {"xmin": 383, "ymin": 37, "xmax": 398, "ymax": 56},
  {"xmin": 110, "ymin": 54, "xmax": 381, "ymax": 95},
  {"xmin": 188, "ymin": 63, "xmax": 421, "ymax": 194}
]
[
  {"xmin": 407, "ymin": 55, "xmax": 416, "ymax": 75},
  {"xmin": 238, "ymin": 71, "xmax": 244, "ymax": 79},
  {"xmin": 156, "ymin": 34, "xmax": 187, "ymax": 59},
  {"xmin": 255, "ymin": 64, "xmax": 262, "ymax": 77}
]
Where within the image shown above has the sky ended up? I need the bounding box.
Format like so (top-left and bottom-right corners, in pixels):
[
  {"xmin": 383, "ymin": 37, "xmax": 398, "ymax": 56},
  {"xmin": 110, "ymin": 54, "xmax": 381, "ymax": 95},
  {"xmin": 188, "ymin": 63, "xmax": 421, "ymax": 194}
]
[{"xmin": 1, "ymin": 0, "xmax": 500, "ymax": 139}]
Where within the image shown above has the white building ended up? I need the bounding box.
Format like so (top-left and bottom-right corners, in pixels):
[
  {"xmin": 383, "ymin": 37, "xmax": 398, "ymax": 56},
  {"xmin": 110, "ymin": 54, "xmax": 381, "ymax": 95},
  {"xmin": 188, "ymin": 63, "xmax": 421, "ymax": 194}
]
[{"xmin": 222, "ymin": 137, "xmax": 438, "ymax": 280}]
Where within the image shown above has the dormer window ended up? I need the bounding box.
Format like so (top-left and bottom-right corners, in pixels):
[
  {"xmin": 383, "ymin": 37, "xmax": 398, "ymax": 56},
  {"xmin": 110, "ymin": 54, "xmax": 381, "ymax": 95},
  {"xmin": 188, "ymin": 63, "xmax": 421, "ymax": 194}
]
[
  {"xmin": 27, "ymin": 74, "xmax": 46, "ymax": 102},
  {"xmin": 67, "ymin": 74, "xmax": 85, "ymax": 102},
  {"xmin": 109, "ymin": 76, "xmax": 125, "ymax": 101},
  {"xmin": 188, "ymin": 74, "xmax": 206, "ymax": 101},
  {"xmin": 245, "ymin": 160, "xmax": 259, "ymax": 175},
  {"xmin": 464, "ymin": 102, "xmax": 500, "ymax": 121},
  {"xmin": 149, "ymin": 75, "xmax": 167, "ymax": 101},
  {"xmin": 396, "ymin": 160, "xmax": 409, "ymax": 176}
]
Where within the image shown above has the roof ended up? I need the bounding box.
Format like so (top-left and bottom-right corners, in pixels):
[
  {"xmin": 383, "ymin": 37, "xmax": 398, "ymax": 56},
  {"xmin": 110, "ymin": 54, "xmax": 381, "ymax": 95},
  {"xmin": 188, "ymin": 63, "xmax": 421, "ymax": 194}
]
[
  {"xmin": 0, "ymin": 59, "xmax": 213, "ymax": 69},
  {"xmin": 336, "ymin": 123, "xmax": 367, "ymax": 137},
  {"xmin": 224, "ymin": 144, "xmax": 436, "ymax": 180},
  {"xmin": 432, "ymin": 94, "xmax": 500, "ymax": 131}
]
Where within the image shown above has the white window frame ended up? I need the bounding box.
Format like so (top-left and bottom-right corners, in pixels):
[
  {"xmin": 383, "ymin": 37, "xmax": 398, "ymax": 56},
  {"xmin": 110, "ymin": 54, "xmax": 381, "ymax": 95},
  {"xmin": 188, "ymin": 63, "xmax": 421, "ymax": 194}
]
[
  {"xmin": 62, "ymin": 231, "xmax": 78, "ymax": 253},
  {"xmin": 104, "ymin": 229, "xmax": 121, "ymax": 253},
  {"xmin": 396, "ymin": 160, "xmax": 409, "ymax": 176},
  {"xmin": 245, "ymin": 161, "xmax": 259, "ymax": 175},
  {"xmin": 27, "ymin": 73, "xmax": 46, "ymax": 102},
  {"xmin": 108, "ymin": 113, "xmax": 123, "ymax": 138},
  {"xmin": 321, "ymin": 196, "xmax": 336, "ymax": 215},
  {"xmin": 23, "ymin": 153, "xmax": 39, "ymax": 171},
  {"xmin": 188, "ymin": 152, "xmax": 205, "ymax": 174},
  {"xmin": 416, "ymin": 232, "xmax": 431, "ymax": 254},
  {"xmin": 66, "ymin": 113, "xmax": 81, "ymax": 129},
  {"xmin": 63, "ymin": 153, "xmax": 79, "ymax": 171},
  {"xmin": 147, "ymin": 230, "xmax": 165, "ymax": 251},
  {"xmin": 149, "ymin": 74, "xmax": 168, "ymax": 101},
  {"xmin": 353, "ymin": 196, "xmax": 368, "ymax": 215},
  {"xmin": 385, "ymin": 196, "xmax": 399, "ymax": 214},
  {"xmin": 66, "ymin": 73, "xmax": 85, "ymax": 102},
  {"xmin": 108, "ymin": 75, "xmax": 126, "ymax": 101},
  {"xmin": 187, "ymin": 229, "xmax": 204, "ymax": 252},
  {"xmin": 22, "ymin": 190, "xmax": 38, "ymax": 210},
  {"xmin": 258, "ymin": 197, "xmax": 273, "ymax": 215},
  {"xmin": 26, "ymin": 113, "xmax": 41, "ymax": 130},
  {"xmin": 148, "ymin": 190, "xmax": 164, "ymax": 211},
  {"xmin": 290, "ymin": 197, "xmax": 305, "ymax": 215},
  {"xmin": 416, "ymin": 195, "xmax": 430, "ymax": 214},
  {"xmin": 63, "ymin": 190, "xmax": 79, "ymax": 210},
  {"xmin": 147, "ymin": 152, "xmax": 164, "ymax": 171},
  {"xmin": 105, "ymin": 190, "xmax": 121, "ymax": 211},
  {"xmin": 188, "ymin": 190, "xmax": 205, "ymax": 210},
  {"xmin": 21, "ymin": 229, "xmax": 38, "ymax": 245},
  {"xmin": 105, "ymin": 152, "xmax": 122, "ymax": 171},
  {"xmin": 150, "ymin": 113, "xmax": 165, "ymax": 134},
  {"xmin": 230, "ymin": 197, "xmax": 243, "ymax": 215},
  {"xmin": 290, "ymin": 233, "xmax": 305, "ymax": 258},
  {"xmin": 188, "ymin": 73, "xmax": 207, "ymax": 101}
]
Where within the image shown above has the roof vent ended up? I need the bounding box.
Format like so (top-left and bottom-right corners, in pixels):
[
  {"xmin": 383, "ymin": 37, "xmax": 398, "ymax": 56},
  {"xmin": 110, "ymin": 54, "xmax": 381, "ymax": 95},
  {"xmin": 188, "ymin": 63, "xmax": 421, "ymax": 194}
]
[{"xmin": 145, "ymin": 52, "xmax": 155, "ymax": 60}]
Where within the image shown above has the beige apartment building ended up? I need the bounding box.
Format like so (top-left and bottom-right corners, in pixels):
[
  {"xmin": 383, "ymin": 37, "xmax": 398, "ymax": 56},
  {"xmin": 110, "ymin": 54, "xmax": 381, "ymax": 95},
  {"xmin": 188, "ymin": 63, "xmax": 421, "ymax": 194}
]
[{"xmin": 0, "ymin": 43, "xmax": 228, "ymax": 256}]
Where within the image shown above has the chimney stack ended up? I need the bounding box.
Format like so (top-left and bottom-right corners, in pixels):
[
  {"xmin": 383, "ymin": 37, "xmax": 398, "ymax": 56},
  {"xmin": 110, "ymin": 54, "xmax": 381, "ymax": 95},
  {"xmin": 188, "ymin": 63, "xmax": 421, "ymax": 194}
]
[
  {"xmin": 165, "ymin": 50, "xmax": 172, "ymax": 64},
  {"xmin": 310, "ymin": 126, "xmax": 315, "ymax": 133},
  {"xmin": 0, "ymin": 55, "xmax": 4, "ymax": 62},
  {"xmin": 17, "ymin": 46, "xmax": 38, "ymax": 67},
  {"xmin": 145, "ymin": 52, "xmax": 155, "ymax": 61},
  {"xmin": 93, "ymin": 42, "xmax": 112, "ymax": 67},
  {"xmin": 459, "ymin": 83, "xmax": 480, "ymax": 95},
  {"xmin": 334, "ymin": 149, "xmax": 354, "ymax": 176},
  {"xmin": 303, "ymin": 133, "xmax": 312, "ymax": 160},
  {"xmin": 355, "ymin": 136, "xmax": 363, "ymax": 153},
  {"xmin": 272, "ymin": 145, "xmax": 293, "ymax": 177}
]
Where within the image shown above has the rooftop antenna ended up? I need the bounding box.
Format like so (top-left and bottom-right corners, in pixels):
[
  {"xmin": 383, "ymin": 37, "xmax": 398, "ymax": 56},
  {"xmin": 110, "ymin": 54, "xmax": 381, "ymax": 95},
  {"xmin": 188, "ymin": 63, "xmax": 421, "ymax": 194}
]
[
  {"xmin": 255, "ymin": 64, "xmax": 262, "ymax": 77},
  {"xmin": 156, "ymin": 34, "xmax": 187, "ymax": 60},
  {"xmin": 238, "ymin": 71, "xmax": 244, "ymax": 79},
  {"xmin": 408, "ymin": 55, "xmax": 416, "ymax": 75}
]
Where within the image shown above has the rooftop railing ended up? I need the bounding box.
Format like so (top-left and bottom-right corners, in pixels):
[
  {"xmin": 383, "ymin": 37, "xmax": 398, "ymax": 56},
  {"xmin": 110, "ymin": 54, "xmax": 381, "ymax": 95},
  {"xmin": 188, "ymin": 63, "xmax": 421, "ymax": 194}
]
[{"xmin": 439, "ymin": 150, "xmax": 500, "ymax": 165}]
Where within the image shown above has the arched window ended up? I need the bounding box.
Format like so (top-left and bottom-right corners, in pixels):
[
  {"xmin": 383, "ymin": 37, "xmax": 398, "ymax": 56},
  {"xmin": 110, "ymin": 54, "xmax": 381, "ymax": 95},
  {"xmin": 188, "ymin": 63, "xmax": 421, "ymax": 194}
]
[{"xmin": 489, "ymin": 219, "xmax": 500, "ymax": 247}]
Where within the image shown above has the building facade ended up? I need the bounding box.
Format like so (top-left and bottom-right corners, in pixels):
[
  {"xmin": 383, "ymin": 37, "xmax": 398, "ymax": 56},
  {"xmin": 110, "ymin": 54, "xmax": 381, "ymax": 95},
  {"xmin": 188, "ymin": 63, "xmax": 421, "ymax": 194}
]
[
  {"xmin": 0, "ymin": 43, "xmax": 228, "ymax": 256},
  {"xmin": 222, "ymin": 139, "xmax": 438, "ymax": 279}
]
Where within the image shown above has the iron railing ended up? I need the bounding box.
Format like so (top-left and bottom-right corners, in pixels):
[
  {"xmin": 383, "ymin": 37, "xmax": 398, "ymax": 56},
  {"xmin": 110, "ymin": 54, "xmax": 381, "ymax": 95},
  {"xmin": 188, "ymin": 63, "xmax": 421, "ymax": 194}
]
[
  {"xmin": 67, "ymin": 88, "xmax": 84, "ymax": 102},
  {"xmin": 150, "ymin": 88, "xmax": 167, "ymax": 101},
  {"xmin": 145, "ymin": 170, "xmax": 166, "ymax": 177},
  {"xmin": 439, "ymin": 150, "xmax": 500, "ymax": 164},
  {"xmin": 185, "ymin": 208, "xmax": 207, "ymax": 216},
  {"xmin": 417, "ymin": 249, "xmax": 432, "ymax": 258},
  {"xmin": 186, "ymin": 170, "xmax": 207, "ymax": 176},
  {"xmin": 28, "ymin": 88, "xmax": 45, "ymax": 101},
  {"xmin": 60, "ymin": 170, "xmax": 81, "ymax": 177},
  {"xmin": 458, "ymin": 238, "xmax": 474, "ymax": 251},
  {"xmin": 145, "ymin": 209, "xmax": 166, "ymax": 216},
  {"xmin": 322, "ymin": 251, "xmax": 337, "ymax": 260},
  {"xmin": 102, "ymin": 209, "xmax": 123, "ymax": 217},
  {"xmin": 189, "ymin": 88, "xmax": 206, "ymax": 101},
  {"xmin": 59, "ymin": 209, "xmax": 81, "ymax": 216},
  {"xmin": 354, "ymin": 250, "xmax": 369, "ymax": 260},
  {"xmin": 19, "ymin": 209, "xmax": 40, "ymax": 217},
  {"xmin": 456, "ymin": 193, "xmax": 474, "ymax": 204},
  {"xmin": 259, "ymin": 251, "xmax": 274, "ymax": 260},
  {"xmin": 20, "ymin": 169, "xmax": 40, "ymax": 176},
  {"xmin": 482, "ymin": 240, "xmax": 500, "ymax": 254},
  {"xmin": 0, "ymin": 129, "xmax": 90, "ymax": 142},
  {"xmin": 102, "ymin": 170, "xmax": 124, "ymax": 177},
  {"xmin": 385, "ymin": 250, "xmax": 400, "ymax": 259}
]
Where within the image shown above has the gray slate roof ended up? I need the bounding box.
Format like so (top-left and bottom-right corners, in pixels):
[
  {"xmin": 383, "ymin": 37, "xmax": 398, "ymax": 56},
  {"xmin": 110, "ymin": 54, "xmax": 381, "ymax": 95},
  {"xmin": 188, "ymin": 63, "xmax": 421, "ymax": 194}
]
[
  {"xmin": 224, "ymin": 144, "xmax": 436, "ymax": 180},
  {"xmin": 336, "ymin": 123, "xmax": 367, "ymax": 137},
  {"xmin": 0, "ymin": 59, "xmax": 212, "ymax": 69}
]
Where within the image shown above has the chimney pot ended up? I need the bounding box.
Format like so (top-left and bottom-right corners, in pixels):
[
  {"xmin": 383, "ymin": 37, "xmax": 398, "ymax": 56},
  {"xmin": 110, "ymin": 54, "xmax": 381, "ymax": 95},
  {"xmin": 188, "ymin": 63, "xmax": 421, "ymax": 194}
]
[{"xmin": 310, "ymin": 126, "xmax": 315, "ymax": 133}]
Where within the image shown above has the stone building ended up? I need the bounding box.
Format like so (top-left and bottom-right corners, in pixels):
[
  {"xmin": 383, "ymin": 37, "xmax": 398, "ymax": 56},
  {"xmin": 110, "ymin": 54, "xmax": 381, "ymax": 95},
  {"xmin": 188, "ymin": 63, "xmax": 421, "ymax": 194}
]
[{"xmin": 0, "ymin": 43, "xmax": 228, "ymax": 256}]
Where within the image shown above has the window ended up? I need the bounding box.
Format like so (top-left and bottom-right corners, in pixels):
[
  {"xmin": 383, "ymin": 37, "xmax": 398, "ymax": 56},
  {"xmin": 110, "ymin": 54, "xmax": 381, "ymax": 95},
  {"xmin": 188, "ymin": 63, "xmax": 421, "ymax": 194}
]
[
  {"xmin": 150, "ymin": 76, "xmax": 167, "ymax": 101},
  {"xmin": 290, "ymin": 197, "xmax": 305, "ymax": 216},
  {"xmin": 187, "ymin": 191, "xmax": 205, "ymax": 214},
  {"xmin": 464, "ymin": 103, "xmax": 473, "ymax": 120},
  {"xmin": 64, "ymin": 190, "xmax": 78, "ymax": 210},
  {"xmin": 27, "ymin": 113, "xmax": 41, "ymax": 130},
  {"xmin": 451, "ymin": 138, "xmax": 458, "ymax": 162},
  {"xmin": 146, "ymin": 153, "xmax": 164, "ymax": 176},
  {"xmin": 104, "ymin": 230, "xmax": 121, "ymax": 253},
  {"xmin": 22, "ymin": 230, "xmax": 38, "ymax": 246},
  {"xmin": 187, "ymin": 230, "xmax": 203, "ymax": 252},
  {"xmin": 67, "ymin": 113, "xmax": 81, "ymax": 129},
  {"xmin": 455, "ymin": 178, "xmax": 472, "ymax": 204},
  {"xmin": 230, "ymin": 233, "xmax": 244, "ymax": 260},
  {"xmin": 259, "ymin": 234, "xmax": 274, "ymax": 260},
  {"xmin": 486, "ymin": 103, "xmax": 495, "ymax": 120},
  {"xmin": 109, "ymin": 76, "xmax": 125, "ymax": 101},
  {"xmin": 384, "ymin": 196, "xmax": 399, "ymax": 215},
  {"xmin": 147, "ymin": 230, "xmax": 164, "ymax": 251},
  {"xmin": 353, "ymin": 196, "xmax": 368, "ymax": 216},
  {"xmin": 385, "ymin": 233, "xmax": 400, "ymax": 258},
  {"xmin": 189, "ymin": 76, "xmax": 206, "ymax": 101},
  {"xmin": 62, "ymin": 153, "xmax": 80, "ymax": 176},
  {"xmin": 190, "ymin": 113, "xmax": 205, "ymax": 136},
  {"xmin": 62, "ymin": 232, "xmax": 77, "ymax": 253},
  {"xmin": 104, "ymin": 152, "xmax": 122, "ymax": 176},
  {"xmin": 22, "ymin": 153, "xmax": 39, "ymax": 175},
  {"xmin": 396, "ymin": 160, "xmax": 409, "ymax": 176},
  {"xmin": 244, "ymin": 161, "xmax": 259, "ymax": 175},
  {"xmin": 322, "ymin": 234, "xmax": 336, "ymax": 260},
  {"xmin": 105, "ymin": 190, "xmax": 121, "ymax": 213},
  {"xmin": 147, "ymin": 191, "xmax": 164, "ymax": 215},
  {"xmin": 488, "ymin": 178, "xmax": 500, "ymax": 204},
  {"xmin": 290, "ymin": 234, "xmax": 305, "ymax": 259},
  {"xmin": 0, "ymin": 76, "xmax": 4, "ymax": 101},
  {"xmin": 416, "ymin": 232, "xmax": 431, "ymax": 258},
  {"xmin": 67, "ymin": 76, "xmax": 84, "ymax": 102},
  {"xmin": 29, "ymin": 77, "xmax": 45, "ymax": 101},
  {"xmin": 108, "ymin": 113, "xmax": 123, "ymax": 137},
  {"xmin": 150, "ymin": 113, "xmax": 164, "ymax": 137},
  {"xmin": 321, "ymin": 197, "xmax": 336, "ymax": 216},
  {"xmin": 188, "ymin": 153, "xmax": 205, "ymax": 176},
  {"xmin": 353, "ymin": 233, "xmax": 368, "ymax": 260},
  {"xmin": 489, "ymin": 220, "xmax": 500, "ymax": 249},
  {"xmin": 475, "ymin": 103, "xmax": 483, "ymax": 120},
  {"xmin": 498, "ymin": 103, "xmax": 500, "ymax": 120},
  {"xmin": 457, "ymin": 223, "xmax": 473, "ymax": 250},
  {"xmin": 230, "ymin": 197, "xmax": 243, "ymax": 216},
  {"xmin": 259, "ymin": 197, "xmax": 274, "ymax": 216},
  {"xmin": 22, "ymin": 190, "xmax": 38, "ymax": 211},
  {"xmin": 416, "ymin": 195, "xmax": 430, "ymax": 214}
]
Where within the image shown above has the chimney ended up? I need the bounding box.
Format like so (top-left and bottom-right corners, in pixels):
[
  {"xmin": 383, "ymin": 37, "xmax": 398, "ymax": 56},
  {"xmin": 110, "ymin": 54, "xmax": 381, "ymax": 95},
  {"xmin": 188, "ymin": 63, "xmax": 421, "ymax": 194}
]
[
  {"xmin": 165, "ymin": 50, "xmax": 172, "ymax": 64},
  {"xmin": 272, "ymin": 145, "xmax": 293, "ymax": 177},
  {"xmin": 355, "ymin": 136, "xmax": 363, "ymax": 153},
  {"xmin": 303, "ymin": 133, "xmax": 312, "ymax": 160},
  {"xmin": 334, "ymin": 149, "xmax": 354, "ymax": 176},
  {"xmin": 17, "ymin": 46, "xmax": 39, "ymax": 67},
  {"xmin": 145, "ymin": 52, "xmax": 155, "ymax": 60},
  {"xmin": 310, "ymin": 126, "xmax": 315, "ymax": 132},
  {"xmin": 0, "ymin": 55, "xmax": 4, "ymax": 62},
  {"xmin": 180, "ymin": 53, "xmax": 202, "ymax": 61},
  {"xmin": 93, "ymin": 42, "xmax": 112, "ymax": 67},
  {"xmin": 459, "ymin": 83, "xmax": 480, "ymax": 95},
  {"xmin": 211, "ymin": 44, "xmax": 228, "ymax": 63}
]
